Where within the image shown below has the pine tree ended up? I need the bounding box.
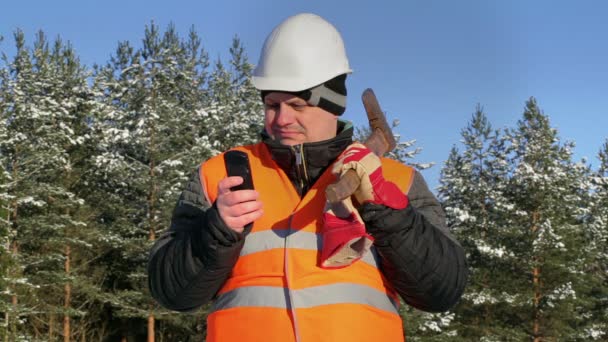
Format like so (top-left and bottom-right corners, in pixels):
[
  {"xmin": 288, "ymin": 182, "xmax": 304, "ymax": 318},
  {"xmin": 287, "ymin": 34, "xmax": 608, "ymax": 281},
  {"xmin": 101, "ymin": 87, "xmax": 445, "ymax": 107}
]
[
  {"xmin": 205, "ymin": 36, "xmax": 263, "ymax": 152},
  {"xmin": 0, "ymin": 34, "xmax": 19, "ymax": 341},
  {"xmin": 504, "ymin": 97, "xmax": 593, "ymax": 340},
  {"xmin": 581, "ymin": 140, "xmax": 608, "ymax": 340},
  {"xmin": 433, "ymin": 105, "xmax": 523, "ymax": 341},
  {"xmin": 0, "ymin": 30, "xmax": 102, "ymax": 341},
  {"xmin": 0, "ymin": 30, "xmax": 47, "ymax": 341},
  {"xmin": 91, "ymin": 22, "xmax": 212, "ymax": 341},
  {"xmin": 435, "ymin": 101, "xmax": 601, "ymax": 341},
  {"xmin": 91, "ymin": 23, "xmax": 264, "ymax": 341}
]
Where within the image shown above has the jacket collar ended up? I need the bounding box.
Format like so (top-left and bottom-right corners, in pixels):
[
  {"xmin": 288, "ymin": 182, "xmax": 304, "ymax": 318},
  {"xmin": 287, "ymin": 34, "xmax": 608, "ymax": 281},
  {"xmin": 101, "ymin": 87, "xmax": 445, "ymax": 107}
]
[{"xmin": 262, "ymin": 120, "xmax": 353, "ymax": 197}]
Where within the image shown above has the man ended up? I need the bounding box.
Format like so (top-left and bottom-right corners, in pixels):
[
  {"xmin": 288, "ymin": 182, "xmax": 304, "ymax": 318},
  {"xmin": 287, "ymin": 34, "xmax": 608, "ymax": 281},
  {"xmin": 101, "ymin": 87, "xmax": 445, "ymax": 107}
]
[{"xmin": 148, "ymin": 13, "xmax": 467, "ymax": 341}]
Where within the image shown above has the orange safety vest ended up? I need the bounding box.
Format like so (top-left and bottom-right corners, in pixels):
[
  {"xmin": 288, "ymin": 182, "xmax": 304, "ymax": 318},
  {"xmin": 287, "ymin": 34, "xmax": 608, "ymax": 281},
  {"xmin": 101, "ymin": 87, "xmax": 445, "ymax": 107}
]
[{"xmin": 200, "ymin": 142, "xmax": 415, "ymax": 342}]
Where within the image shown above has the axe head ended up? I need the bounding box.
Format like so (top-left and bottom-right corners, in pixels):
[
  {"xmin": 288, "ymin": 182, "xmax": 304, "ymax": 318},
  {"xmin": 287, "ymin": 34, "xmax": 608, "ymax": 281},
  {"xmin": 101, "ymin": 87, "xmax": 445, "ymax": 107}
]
[{"xmin": 362, "ymin": 88, "xmax": 396, "ymax": 156}]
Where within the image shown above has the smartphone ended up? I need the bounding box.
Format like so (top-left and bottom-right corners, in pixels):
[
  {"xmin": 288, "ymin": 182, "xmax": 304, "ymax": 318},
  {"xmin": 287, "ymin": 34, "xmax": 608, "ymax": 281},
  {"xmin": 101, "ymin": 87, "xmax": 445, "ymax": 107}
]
[
  {"xmin": 223, "ymin": 150, "xmax": 255, "ymax": 233},
  {"xmin": 223, "ymin": 150, "xmax": 254, "ymax": 192}
]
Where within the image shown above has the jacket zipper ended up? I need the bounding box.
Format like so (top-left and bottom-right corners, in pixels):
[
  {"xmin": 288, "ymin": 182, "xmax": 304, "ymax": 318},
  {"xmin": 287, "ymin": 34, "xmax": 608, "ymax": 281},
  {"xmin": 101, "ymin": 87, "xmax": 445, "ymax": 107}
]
[{"xmin": 292, "ymin": 144, "xmax": 309, "ymax": 196}]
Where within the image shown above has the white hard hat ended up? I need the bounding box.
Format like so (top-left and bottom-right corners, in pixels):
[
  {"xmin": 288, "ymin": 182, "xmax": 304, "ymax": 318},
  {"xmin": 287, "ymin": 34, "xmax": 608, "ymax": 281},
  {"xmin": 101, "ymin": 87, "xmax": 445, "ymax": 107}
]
[{"xmin": 252, "ymin": 13, "xmax": 352, "ymax": 92}]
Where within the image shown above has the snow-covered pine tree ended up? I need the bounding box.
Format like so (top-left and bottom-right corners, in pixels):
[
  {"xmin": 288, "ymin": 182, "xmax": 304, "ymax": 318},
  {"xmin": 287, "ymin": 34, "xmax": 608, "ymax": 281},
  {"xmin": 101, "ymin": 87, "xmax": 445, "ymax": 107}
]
[
  {"xmin": 91, "ymin": 22, "xmax": 214, "ymax": 340},
  {"xmin": 91, "ymin": 23, "xmax": 264, "ymax": 341},
  {"xmin": 581, "ymin": 140, "xmax": 608, "ymax": 340},
  {"xmin": 205, "ymin": 36, "xmax": 263, "ymax": 152},
  {"xmin": 504, "ymin": 97, "xmax": 593, "ymax": 340},
  {"xmin": 0, "ymin": 36, "xmax": 19, "ymax": 341},
  {"xmin": 0, "ymin": 30, "xmax": 101, "ymax": 341},
  {"xmin": 434, "ymin": 105, "xmax": 523, "ymax": 341},
  {"xmin": 226, "ymin": 36, "xmax": 264, "ymax": 143},
  {"xmin": 0, "ymin": 30, "xmax": 52, "ymax": 341}
]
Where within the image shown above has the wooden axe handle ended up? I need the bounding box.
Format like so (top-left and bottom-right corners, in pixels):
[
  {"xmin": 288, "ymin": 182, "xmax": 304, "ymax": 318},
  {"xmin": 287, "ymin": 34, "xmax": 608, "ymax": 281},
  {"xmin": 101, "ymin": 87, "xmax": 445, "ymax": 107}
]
[{"xmin": 325, "ymin": 89, "xmax": 396, "ymax": 203}]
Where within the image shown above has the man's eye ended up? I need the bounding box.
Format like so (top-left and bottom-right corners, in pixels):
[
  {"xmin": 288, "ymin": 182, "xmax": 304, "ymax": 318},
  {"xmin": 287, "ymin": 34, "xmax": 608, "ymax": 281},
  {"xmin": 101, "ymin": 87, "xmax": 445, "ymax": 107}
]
[
  {"xmin": 291, "ymin": 103, "xmax": 307, "ymax": 110},
  {"xmin": 265, "ymin": 103, "xmax": 279, "ymax": 110}
]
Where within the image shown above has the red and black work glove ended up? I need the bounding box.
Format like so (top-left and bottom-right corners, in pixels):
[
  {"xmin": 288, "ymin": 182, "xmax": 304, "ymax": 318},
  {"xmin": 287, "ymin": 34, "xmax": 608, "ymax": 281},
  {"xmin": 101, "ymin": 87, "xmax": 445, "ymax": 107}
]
[
  {"xmin": 320, "ymin": 196, "xmax": 373, "ymax": 269},
  {"xmin": 320, "ymin": 142, "xmax": 409, "ymax": 269},
  {"xmin": 336, "ymin": 142, "xmax": 409, "ymax": 209}
]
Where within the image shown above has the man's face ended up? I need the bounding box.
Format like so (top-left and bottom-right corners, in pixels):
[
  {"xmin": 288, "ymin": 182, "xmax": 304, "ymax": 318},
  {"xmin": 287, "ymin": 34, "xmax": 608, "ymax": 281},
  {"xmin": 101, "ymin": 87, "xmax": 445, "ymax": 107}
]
[{"xmin": 263, "ymin": 92, "xmax": 338, "ymax": 146}]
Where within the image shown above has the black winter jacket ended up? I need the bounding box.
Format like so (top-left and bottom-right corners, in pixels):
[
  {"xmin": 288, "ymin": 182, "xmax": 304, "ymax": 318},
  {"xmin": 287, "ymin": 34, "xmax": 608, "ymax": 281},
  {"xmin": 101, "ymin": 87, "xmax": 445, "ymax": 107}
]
[{"xmin": 148, "ymin": 124, "xmax": 468, "ymax": 313}]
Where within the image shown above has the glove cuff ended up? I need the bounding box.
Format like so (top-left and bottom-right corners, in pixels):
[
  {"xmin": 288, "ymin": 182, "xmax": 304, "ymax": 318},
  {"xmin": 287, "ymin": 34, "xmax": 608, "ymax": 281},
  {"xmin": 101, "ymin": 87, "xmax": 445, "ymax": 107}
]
[{"xmin": 320, "ymin": 213, "xmax": 374, "ymax": 269}]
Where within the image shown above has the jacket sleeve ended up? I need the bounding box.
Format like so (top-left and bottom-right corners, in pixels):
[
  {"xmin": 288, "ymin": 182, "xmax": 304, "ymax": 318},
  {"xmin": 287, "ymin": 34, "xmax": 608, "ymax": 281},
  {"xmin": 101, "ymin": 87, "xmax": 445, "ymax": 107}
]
[
  {"xmin": 360, "ymin": 170, "xmax": 468, "ymax": 312},
  {"xmin": 148, "ymin": 168, "xmax": 244, "ymax": 312}
]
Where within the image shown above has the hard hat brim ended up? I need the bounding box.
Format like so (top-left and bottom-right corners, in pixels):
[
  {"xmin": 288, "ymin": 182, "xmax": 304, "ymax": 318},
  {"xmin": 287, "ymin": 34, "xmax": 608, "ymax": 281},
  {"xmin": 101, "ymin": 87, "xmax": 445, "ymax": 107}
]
[{"xmin": 252, "ymin": 69, "xmax": 352, "ymax": 92}]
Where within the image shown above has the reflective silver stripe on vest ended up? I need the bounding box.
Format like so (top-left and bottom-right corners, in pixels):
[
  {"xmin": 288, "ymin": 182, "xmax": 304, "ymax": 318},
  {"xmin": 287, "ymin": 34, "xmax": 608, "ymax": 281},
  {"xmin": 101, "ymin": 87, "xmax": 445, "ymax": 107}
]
[
  {"xmin": 240, "ymin": 230, "xmax": 381, "ymax": 268},
  {"xmin": 212, "ymin": 283, "xmax": 399, "ymax": 315}
]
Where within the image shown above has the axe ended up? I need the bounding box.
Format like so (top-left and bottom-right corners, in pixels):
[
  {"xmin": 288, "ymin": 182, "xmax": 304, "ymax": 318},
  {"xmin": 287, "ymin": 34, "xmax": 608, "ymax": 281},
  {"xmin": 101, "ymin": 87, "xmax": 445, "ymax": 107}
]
[{"xmin": 325, "ymin": 88, "xmax": 396, "ymax": 204}]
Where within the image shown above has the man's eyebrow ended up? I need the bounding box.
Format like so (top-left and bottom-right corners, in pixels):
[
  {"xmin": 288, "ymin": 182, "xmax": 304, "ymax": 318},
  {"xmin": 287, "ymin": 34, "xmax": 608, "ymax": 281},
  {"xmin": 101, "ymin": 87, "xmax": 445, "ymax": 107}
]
[{"xmin": 265, "ymin": 98, "xmax": 307, "ymax": 105}]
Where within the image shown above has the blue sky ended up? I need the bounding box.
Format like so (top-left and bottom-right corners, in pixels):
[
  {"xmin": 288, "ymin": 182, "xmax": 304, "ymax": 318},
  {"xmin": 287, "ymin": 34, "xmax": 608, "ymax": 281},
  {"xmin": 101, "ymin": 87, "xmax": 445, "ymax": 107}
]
[{"xmin": 2, "ymin": 0, "xmax": 607, "ymax": 191}]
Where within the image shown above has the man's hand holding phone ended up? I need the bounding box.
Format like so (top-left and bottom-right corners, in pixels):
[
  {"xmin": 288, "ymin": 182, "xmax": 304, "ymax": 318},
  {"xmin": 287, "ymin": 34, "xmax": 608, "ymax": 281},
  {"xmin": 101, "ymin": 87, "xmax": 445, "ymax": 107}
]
[{"xmin": 216, "ymin": 150, "xmax": 263, "ymax": 234}]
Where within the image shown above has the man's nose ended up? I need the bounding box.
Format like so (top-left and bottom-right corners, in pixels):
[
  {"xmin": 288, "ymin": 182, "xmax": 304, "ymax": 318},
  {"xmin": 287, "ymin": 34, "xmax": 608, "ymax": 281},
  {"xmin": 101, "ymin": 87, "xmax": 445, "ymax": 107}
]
[{"xmin": 275, "ymin": 102, "xmax": 296, "ymax": 126}]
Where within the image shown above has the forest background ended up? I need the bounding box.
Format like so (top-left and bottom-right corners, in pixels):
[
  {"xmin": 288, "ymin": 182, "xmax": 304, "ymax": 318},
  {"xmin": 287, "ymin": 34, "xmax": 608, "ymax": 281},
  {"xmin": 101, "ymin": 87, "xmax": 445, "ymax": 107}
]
[{"xmin": 1, "ymin": 5, "xmax": 607, "ymax": 341}]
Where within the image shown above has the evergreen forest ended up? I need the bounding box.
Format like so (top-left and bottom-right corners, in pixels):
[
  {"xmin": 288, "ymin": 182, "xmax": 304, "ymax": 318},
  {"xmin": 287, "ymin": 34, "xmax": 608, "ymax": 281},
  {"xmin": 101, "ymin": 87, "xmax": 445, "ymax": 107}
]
[{"xmin": 0, "ymin": 24, "xmax": 606, "ymax": 341}]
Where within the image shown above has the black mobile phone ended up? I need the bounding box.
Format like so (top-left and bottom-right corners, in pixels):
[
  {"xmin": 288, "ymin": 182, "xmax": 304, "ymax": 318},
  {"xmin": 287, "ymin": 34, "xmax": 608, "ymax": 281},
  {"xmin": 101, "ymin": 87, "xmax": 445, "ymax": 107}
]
[
  {"xmin": 223, "ymin": 150, "xmax": 255, "ymax": 233},
  {"xmin": 223, "ymin": 150, "xmax": 254, "ymax": 192}
]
